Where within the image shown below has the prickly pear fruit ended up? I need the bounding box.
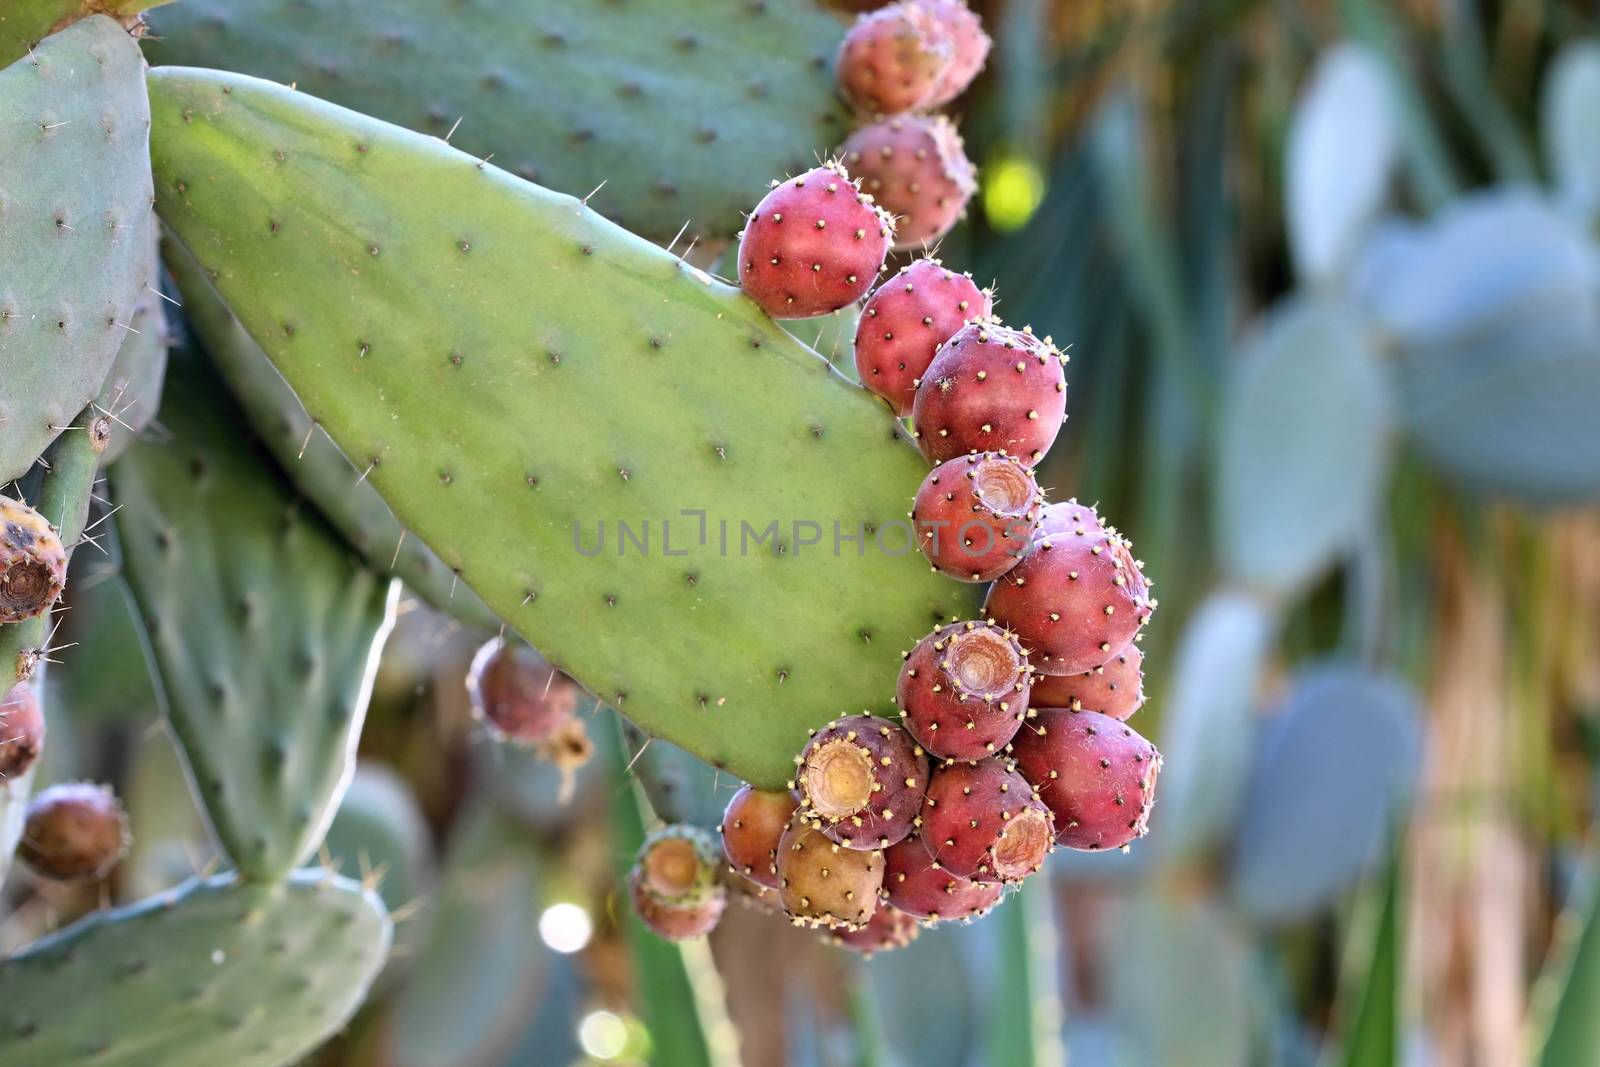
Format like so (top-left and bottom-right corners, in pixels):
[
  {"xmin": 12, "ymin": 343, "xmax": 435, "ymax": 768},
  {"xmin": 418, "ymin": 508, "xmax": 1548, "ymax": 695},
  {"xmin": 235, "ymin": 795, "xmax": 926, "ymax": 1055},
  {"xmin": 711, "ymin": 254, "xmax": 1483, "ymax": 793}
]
[
  {"xmin": 912, "ymin": 452, "xmax": 1042, "ymax": 581},
  {"xmin": 1029, "ymin": 641, "xmax": 1145, "ymax": 719},
  {"xmin": 855, "ymin": 258, "xmax": 994, "ymax": 416},
  {"xmin": 0, "ymin": 681, "xmax": 45, "ymax": 778},
  {"xmin": 19, "ymin": 782, "xmax": 130, "ymax": 881},
  {"xmin": 919, "ymin": 758, "xmax": 1053, "ymax": 883},
  {"xmin": 728, "ymin": 871, "xmax": 782, "ymax": 912},
  {"xmin": 837, "ymin": 3, "xmax": 953, "ymax": 115},
  {"xmin": 842, "ymin": 114, "xmax": 977, "ymax": 251},
  {"xmin": 1012, "ymin": 709, "xmax": 1161, "ymax": 850},
  {"xmin": 738, "ymin": 162, "xmax": 895, "ymax": 319},
  {"xmin": 720, "ymin": 784, "xmax": 800, "ymax": 889},
  {"xmin": 829, "ymin": 903, "xmax": 920, "ymax": 956},
  {"xmin": 922, "ymin": 0, "xmax": 992, "ymax": 106},
  {"xmin": 0, "ymin": 496, "xmax": 67, "ymax": 624},
  {"xmin": 629, "ymin": 870, "xmax": 726, "ymax": 941},
  {"xmin": 897, "ymin": 621, "xmax": 1032, "ymax": 761},
  {"xmin": 911, "ymin": 321, "xmax": 1067, "ymax": 466},
  {"xmin": 629, "ymin": 824, "xmax": 728, "ymax": 941},
  {"xmin": 795, "ymin": 714, "xmax": 929, "ymax": 850},
  {"xmin": 882, "ymin": 836, "xmax": 1002, "ymax": 922},
  {"xmin": 776, "ymin": 812, "xmax": 885, "ymax": 929},
  {"xmin": 466, "ymin": 637, "xmax": 579, "ymax": 745},
  {"xmin": 983, "ymin": 513, "xmax": 1153, "ymax": 675}
]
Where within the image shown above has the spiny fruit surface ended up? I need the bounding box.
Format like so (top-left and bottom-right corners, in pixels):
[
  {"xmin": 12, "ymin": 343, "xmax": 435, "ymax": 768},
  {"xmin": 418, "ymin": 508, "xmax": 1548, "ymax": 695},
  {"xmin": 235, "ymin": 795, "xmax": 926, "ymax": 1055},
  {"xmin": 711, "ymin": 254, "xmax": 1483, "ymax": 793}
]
[
  {"xmin": 912, "ymin": 452, "xmax": 1042, "ymax": 581},
  {"xmin": 855, "ymin": 258, "xmax": 993, "ymax": 416},
  {"xmin": 467, "ymin": 637, "xmax": 580, "ymax": 744},
  {"xmin": 633, "ymin": 824, "xmax": 725, "ymax": 909},
  {"xmin": 837, "ymin": 2, "xmax": 952, "ymax": 115},
  {"xmin": 1011, "ymin": 708, "xmax": 1162, "ymax": 851},
  {"xmin": 912, "ymin": 321, "xmax": 1068, "ymax": 465},
  {"xmin": 0, "ymin": 496, "xmax": 66, "ymax": 624},
  {"xmin": 919, "ymin": 758, "xmax": 1054, "ymax": 883},
  {"xmin": 842, "ymin": 114, "xmax": 977, "ymax": 251},
  {"xmin": 738, "ymin": 163, "xmax": 895, "ymax": 318},
  {"xmin": 922, "ymin": 0, "xmax": 992, "ymax": 106},
  {"xmin": 147, "ymin": 68, "xmax": 976, "ymax": 790},
  {"xmin": 629, "ymin": 868, "xmax": 726, "ymax": 941},
  {"xmin": 18, "ymin": 781, "xmax": 130, "ymax": 881},
  {"xmin": 776, "ymin": 812, "xmax": 885, "ymax": 929},
  {"xmin": 720, "ymin": 784, "xmax": 799, "ymax": 890},
  {"xmin": 881, "ymin": 835, "xmax": 1002, "ymax": 922},
  {"xmin": 983, "ymin": 511, "xmax": 1154, "ymax": 675},
  {"xmin": 795, "ymin": 714, "xmax": 929, "ymax": 850},
  {"xmin": 829, "ymin": 903, "xmax": 920, "ymax": 956},
  {"xmin": 897, "ymin": 621, "xmax": 1032, "ymax": 761},
  {"xmin": 1030, "ymin": 641, "xmax": 1146, "ymax": 719},
  {"xmin": 0, "ymin": 681, "xmax": 44, "ymax": 778}
]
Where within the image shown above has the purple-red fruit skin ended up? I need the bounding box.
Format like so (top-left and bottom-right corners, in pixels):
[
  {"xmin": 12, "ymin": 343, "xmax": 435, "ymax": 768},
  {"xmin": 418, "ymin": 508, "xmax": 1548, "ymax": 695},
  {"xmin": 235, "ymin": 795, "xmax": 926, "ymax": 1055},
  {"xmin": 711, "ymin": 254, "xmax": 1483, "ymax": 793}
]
[
  {"xmin": 919, "ymin": 758, "xmax": 1054, "ymax": 884},
  {"xmin": 881, "ymin": 836, "xmax": 1002, "ymax": 922},
  {"xmin": 1029, "ymin": 641, "xmax": 1145, "ymax": 720},
  {"xmin": 912, "ymin": 452, "xmax": 1041, "ymax": 581},
  {"xmin": 629, "ymin": 870, "xmax": 726, "ymax": 941},
  {"xmin": 19, "ymin": 782, "xmax": 129, "ymax": 881},
  {"xmin": 720, "ymin": 785, "xmax": 799, "ymax": 890},
  {"xmin": 911, "ymin": 321, "xmax": 1067, "ymax": 466},
  {"xmin": 0, "ymin": 681, "xmax": 45, "ymax": 778},
  {"xmin": 897, "ymin": 621, "xmax": 1031, "ymax": 761},
  {"xmin": 837, "ymin": 3, "xmax": 953, "ymax": 114},
  {"xmin": 842, "ymin": 114, "xmax": 976, "ymax": 251},
  {"xmin": 795, "ymin": 714, "xmax": 928, "ymax": 850},
  {"xmin": 467, "ymin": 638, "xmax": 579, "ymax": 744},
  {"xmin": 829, "ymin": 904, "xmax": 920, "ymax": 955},
  {"xmin": 738, "ymin": 162, "xmax": 894, "ymax": 319},
  {"xmin": 922, "ymin": 0, "xmax": 992, "ymax": 106},
  {"xmin": 1011, "ymin": 708, "xmax": 1162, "ymax": 851},
  {"xmin": 856, "ymin": 259, "xmax": 992, "ymax": 416}
]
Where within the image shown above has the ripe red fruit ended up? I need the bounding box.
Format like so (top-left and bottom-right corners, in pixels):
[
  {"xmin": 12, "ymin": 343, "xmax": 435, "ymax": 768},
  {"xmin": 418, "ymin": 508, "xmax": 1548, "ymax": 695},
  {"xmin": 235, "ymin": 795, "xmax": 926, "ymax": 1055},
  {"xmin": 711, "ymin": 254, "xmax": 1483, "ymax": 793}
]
[
  {"xmin": 896, "ymin": 621, "xmax": 1032, "ymax": 761},
  {"xmin": 19, "ymin": 782, "xmax": 130, "ymax": 881},
  {"xmin": 629, "ymin": 872, "xmax": 726, "ymax": 941},
  {"xmin": 911, "ymin": 321, "xmax": 1068, "ymax": 466},
  {"xmin": 912, "ymin": 452, "xmax": 1042, "ymax": 581},
  {"xmin": 919, "ymin": 758, "xmax": 1054, "ymax": 884},
  {"xmin": 855, "ymin": 258, "xmax": 993, "ymax": 416},
  {"xmin": 794, "ymin": 714, "xmax": 929, "ymax": 850},
  {"xmin": 837, "ymin": 3, "xmax": 953, "ymax": 114},
  {"xmin": 881, "ymin": 836, "xmax": 1002, "ymax": 922},
  {"xmin": 738, "ymin": 162, "xmax": 894, "ymax": 319},
  {"xmin": 922, "ymin": 0, "xmax": 992, "ymax": 106},
  {"xmin": 0, "ymin": 495, "xmax": 67, "ymax": 625},
  {"xmin": 467, "ymin": 637, "xmax": 580, "ymax": 744},
  {"xmin": 0, "ymin": 681, "xmax": 45, "ymax": 778},
  {"xmin": 1011, "ymin": 708, "xmax": 1162, "ymax": 851},
  {"xmin": 983, "ymin": 513, "xmax": 1154, "ymax": 676},
  {"xmin": 841, "ymin": 114, "xmax": 976, "ymax": 251},
  {"xmin": 829, "ymin": 904, "xmax": 921, "ymax": 956},
  {"xmin": 720, "ymin": 785, "xmax": 799, "ymax": 889},
  {"xmin": 1029, "ymin": 641, "xmax": 1146, "ymax": 720},
  {"xmin": 628, "ymin": 824, "xmax": 727, "ymax": 940},
  {"xmin": 776, "ymin": 812, "xmax": 885, "ymax": 929}
]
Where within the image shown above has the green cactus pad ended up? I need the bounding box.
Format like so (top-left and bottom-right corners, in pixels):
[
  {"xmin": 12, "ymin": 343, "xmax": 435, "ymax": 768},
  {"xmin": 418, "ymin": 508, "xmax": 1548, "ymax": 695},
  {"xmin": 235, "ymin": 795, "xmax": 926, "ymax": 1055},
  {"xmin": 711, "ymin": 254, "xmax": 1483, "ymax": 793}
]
[
  {"xmin": 143, "ymin": 0, "xmax": 850, "ymax": 241},
  {"xmin": 95, "ymin": 234, "xmax": 168, "ymax": 465},
  {"xmin": 112, "ymin": 340, "xmax": 398, "ymax": 881},
  {"xmin": 0, "ymin": 869, "xmax": 390, "ymax": 1067},
  {"xmin": 147, "ymin": 68, "xmax": 975, "ymax": 788},
  {"xmin": 0, "ymin": 0, "xmax": 169, "ymax": 70},
  {"xmin": 0, "ymin": 16, "xmax": 155, "ymax": 484},
  {"xmin": 164, "ymin": 236, "xmax": 499, "ymax": 631}
]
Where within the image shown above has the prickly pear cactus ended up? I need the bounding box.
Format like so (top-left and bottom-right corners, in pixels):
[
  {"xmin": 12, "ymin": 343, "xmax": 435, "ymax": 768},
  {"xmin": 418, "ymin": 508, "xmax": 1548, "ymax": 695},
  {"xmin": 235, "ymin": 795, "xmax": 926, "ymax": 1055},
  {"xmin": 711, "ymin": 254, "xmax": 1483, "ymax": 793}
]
[
  {"xmin": 0, "ymin": 16, "xmax": 154, "ymax": 483},
  {"xmin": 0, "ymin": 870, "xmax": 391, "ymax": 1067},
  {"xmin": 93, "ymin": 234, "xmax": 168, "ymax": 465},
  {"xmin": 142, "ymin": 0, "xmax": 853, "ymax": 240},
  {"xmin": 0, "ymin": 0, "xmax": 168, "ymax": 69},
  {"xmin": 147, "ymin": 67, "xmax": 974, "ymax": 788},
  {"xmin": 112, "ymin": 340, "xmax": 398, "ymax": 881}
]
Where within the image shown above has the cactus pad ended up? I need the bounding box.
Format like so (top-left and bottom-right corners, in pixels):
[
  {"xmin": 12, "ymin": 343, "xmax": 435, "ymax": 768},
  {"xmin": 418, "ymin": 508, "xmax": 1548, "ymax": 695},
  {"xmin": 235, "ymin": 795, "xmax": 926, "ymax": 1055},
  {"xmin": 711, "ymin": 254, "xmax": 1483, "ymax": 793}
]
[
  {"xmin": 147, "ymin": 68, "xmax": 974, "ymax": 788},
  {"xmin": 0, "ymin": 870, "xmax": 390, "ymax": 1067}
]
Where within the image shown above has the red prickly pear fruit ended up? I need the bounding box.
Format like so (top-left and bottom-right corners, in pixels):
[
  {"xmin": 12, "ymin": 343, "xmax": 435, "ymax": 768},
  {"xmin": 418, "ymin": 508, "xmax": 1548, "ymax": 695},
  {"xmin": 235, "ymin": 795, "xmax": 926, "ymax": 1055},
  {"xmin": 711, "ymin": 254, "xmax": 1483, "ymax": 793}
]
[
  {"xmin": 829, "ymin": 903, "xmax": 921, "ymax": 956},
  {"xmin": 922, "ymin": 0, "xmax": 992, "ymax": 106},
  {"xmin": 720, "ymin": 784, "xmax": 800, "ymax": 889},
  {"xmin": 836, "ymin": 3, "xmax": 954, "ymax": 115},
  {"xmin": 842, "ymin": 114, "xmax": 976, "ymax": 251},
  {"xmin": 1029, "ymin": 641, "xmax": 1146, "ymax": 720},
  {"xmin": 0, "ymin": 495, "xmax": 67, "ymax": 624},
  {"xmin": 855, "ymin": 258, "xmax": 994, "ymax": 416},
  {"xmin": 983, "ymin": 515, "xmax": 1154, "ymax": 676},
  {"xmin": 633, "ymin": 825, "xmax": 725, "ymax": 907},
  {"xmin": 738, "ymin": 162, "xmax": 895, "ymax": 319},
  {"xmin": 919, "ymin": 758, "xmax": 1054, "ymax": 884},
  {"xmin": 629, "ymin": 870, "xmax": 726, "ymax": 941},
  {"xmin": 911, "ymin": 321, "xmax": 1068, "ymax": 467},
  {"xmin": 794, "ymin": 714, "xmax": 929, "ymax": 850},
  {"xmin": 466, "ymin": 637, "xmax": 580, "ymax": 745},
  {"xmin": 19, "ymin": 782, "xmax": 131, "ymax": 881},
  {"xmin": 776, "ymin": 812, "xmax": 885, "ymax": 929},
  {"xmin": 896, "ymin": 621, "xmax": 1032, "ymax": 761},
  {"xmin": 912, "ymin": 452, "xmax": 1042, "ymax": 581},
  {"xmin": 1011, "ymin": 708, "xmax": 1162, "ymax": 851},
  {"xmin": 0, "ymin": 681, "xmax": 45, "ymax": 778},
  {"xmin": 881, "ymin": 836, "xmax": 1002, "ymax": 922}
]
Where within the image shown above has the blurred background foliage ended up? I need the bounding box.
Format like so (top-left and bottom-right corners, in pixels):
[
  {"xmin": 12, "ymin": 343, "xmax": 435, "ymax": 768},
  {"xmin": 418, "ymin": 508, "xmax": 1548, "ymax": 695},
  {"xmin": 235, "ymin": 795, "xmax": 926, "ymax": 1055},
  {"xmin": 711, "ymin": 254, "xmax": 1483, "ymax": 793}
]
[{"xmin": 8, "ymin": 0, "xmax": 1600, "ymax": 1064}]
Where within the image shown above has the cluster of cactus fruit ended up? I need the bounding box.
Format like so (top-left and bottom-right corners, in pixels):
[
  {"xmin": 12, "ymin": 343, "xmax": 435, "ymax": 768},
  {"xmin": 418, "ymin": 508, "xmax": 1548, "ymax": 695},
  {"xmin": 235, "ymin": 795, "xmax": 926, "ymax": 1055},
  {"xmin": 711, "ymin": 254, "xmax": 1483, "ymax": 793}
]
[{"xmin": 628, "ymin": 0, "xmax": 1165, "ymax": 954}]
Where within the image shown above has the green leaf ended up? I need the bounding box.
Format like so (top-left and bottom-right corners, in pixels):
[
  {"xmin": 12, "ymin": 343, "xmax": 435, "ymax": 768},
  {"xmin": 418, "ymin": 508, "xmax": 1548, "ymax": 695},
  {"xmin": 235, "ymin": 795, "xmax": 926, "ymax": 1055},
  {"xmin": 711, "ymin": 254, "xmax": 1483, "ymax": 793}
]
[{"xmin": 1332, "ymin": 858, "xmax": 1402, "ymax": 1067}]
